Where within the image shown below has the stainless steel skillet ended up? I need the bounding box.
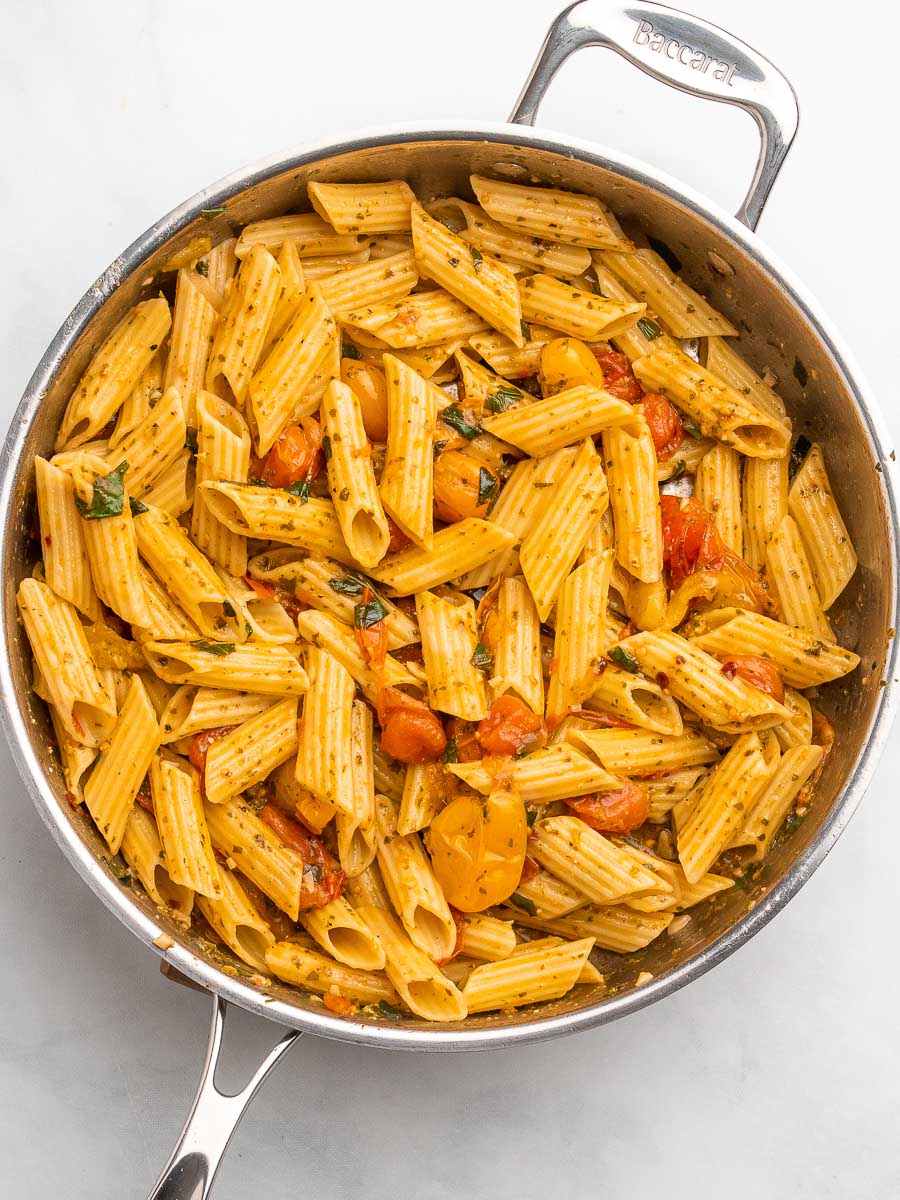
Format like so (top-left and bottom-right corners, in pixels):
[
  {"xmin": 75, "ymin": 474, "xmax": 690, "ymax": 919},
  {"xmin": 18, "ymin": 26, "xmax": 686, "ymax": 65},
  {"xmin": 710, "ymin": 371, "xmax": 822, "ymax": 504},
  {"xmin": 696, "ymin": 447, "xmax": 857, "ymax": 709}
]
[{"xmin": 0, "ymin": 4, "xmax": 896, "ymax": 1197}]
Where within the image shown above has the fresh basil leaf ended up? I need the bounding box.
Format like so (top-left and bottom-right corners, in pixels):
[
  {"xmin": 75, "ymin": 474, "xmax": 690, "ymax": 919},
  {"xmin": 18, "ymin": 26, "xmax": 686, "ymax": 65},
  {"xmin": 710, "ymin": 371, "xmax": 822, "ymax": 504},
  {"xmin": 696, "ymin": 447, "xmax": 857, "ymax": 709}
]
[
  {"xmin": 101, "ymin": 855, "xmax": 132, "ymax": 883},
  {"xmin": 609, "ymin": 645, "xmax": 640, "ymax": 674},
  {"xmin": 509, "ymin": 892, "xmax": 537, "ymax": 917},
  {"xmin": 441, "ymin": 738, "xmax": 459, "ymax": 764},
  {"xmin": 471, "ymin": 642, "xmax": 494, "ymax": 674},
  {"xmin": 433, "ymin": 439, "xmax": 448, "ymax": 457},
  {"xmin": 520, "ymin": 320, "xmax": 532, "ymax": 341},
  {"xmin": 200, "ymin": 206, "xmax": 226, "ymax": 218},
  {"xmin": 195, "ymin": 259, "xmax": 209, "ymax": 277},
  {"xmin": 354, "ymin": 594, "xmax": 389, "ymax": 629},
  {"xmin": 477, "ymin": 467, "xmax": 499, "ymax": 509},
  {"xmin": 525, "ymin": 807, "xmax": 538, "ymax": 828},
  {"xmin": 222, "ymin": 600, "xmax": 236, "ymax": 618},
  {"xmin": 682, "ymin": 417, "xmax": 703, "ymax": 440},
  {"xmin": 341, "ymin": 340, "xmax": 361, "ymax": 360},
  {"xmin": 637, "ymin": 316, "xmax": 663, "ymax": 340},
  {"xmin": 667, "ymin": 460, "xmax": 686, "ymax": 482},
  {"xmin": 74, "ymin": 462, "xmax": 129, "ymax": 520},
  {"xmin": 128, "ymin": 496, "xmax": 149, "ymax": 516},
  {"xmin": 377, "ymin": 1000, "xmax": 404, "ymax": 1020},
  {"xmin": 441, "ymin": 405, "xmax": 482, "ymax": 440},
  {"xmin": 328, "ymin": 572, "xmax": 370, "ymax": 597},
  {"xmin": 485, "ymin": 383, "xmax": 522, "ymax": 414},
  {"xmin": 191, "ymin": 640, "xmax": 235, "ymax": 655},
  {"xmin": 789, "ymin": 434, "xmax": 812, "ymax": 481},
  {"xmin": 284, "ymin": 480, "xmax": 309, "ymax": 502},
  {"xmin": 470, "ymin": 246, "xmax": 484, "ymax": 273}
]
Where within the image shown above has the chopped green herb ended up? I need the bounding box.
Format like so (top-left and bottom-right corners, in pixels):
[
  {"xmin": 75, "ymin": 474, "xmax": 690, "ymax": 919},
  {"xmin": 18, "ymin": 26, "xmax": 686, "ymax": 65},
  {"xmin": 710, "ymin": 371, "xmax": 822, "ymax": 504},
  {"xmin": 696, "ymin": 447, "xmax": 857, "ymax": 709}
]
[
  {"xmin": 609, "ymin": 645, "xmax": 640, "ymax": 674},
  {"xmin": 329, "ymin": 573, "xmax": 369, "ymax": 597},
  {"xmin": 74, "ymin": 462, "xmax": 129, "ymax": 520},
  {"xmin": 520, "ymin": 320, "xmax": 532, "ymax": 341},
  {"xmin": 682, "ymin": 417, "xmax": 703, "ymax": 440},
  {"xmin": 284, "ymin": 479, "xmax": 309, "ymax": 502},
  {"xmin": 733, "ymin": 863, "xmax": 764, "ymax": 891},
  {"xmin": 525, "ymin": 807, "xmax": 538, "ymax": 828},
  {"xmin": 245, "ymin": 622, "xmax": 254, "ymax": 638},
  {"xmin": 195, "ymin": 259, "xmax": 209, "ymax": 277},
  {"xmin": 128, "ymin": 496, "xmax": 149, "ymax": 516},
  {"xmin": 509, "ymin": 892, "xmax": 537, "ymax": 916},
  {"xmin": 354, "ymin": 593, "xmax": 389, "ymax": 629},
  {"xmin": 477, "ymin": 466, "xmax": 499, "ymax": 509},
  {"xmin": 101, "ymin": 856, "xmax": 132, "ymax": 883},
  {"xmin": 485, "ymin": 383, "xmax": 522, "ymax": 414},
  {"xmin": 470, "ymin": 246, "xmax": 484, "ymax": 273},
  {"xmin": 789, "ymin": 434, "xmax": 812, "ymax": 481},
  {"xmin": 441, "ymin": 405, "xmax": 482, "ymax": 440},
  {"xmin": 667, "ymin": 460, "xmax": 687, "ymax": 482},
  {"xmin": 191, "ymin": 640, "xmax": 235, "ymax": 655},
  {"xmin": 322, "ymin": 435, "xmax": 332, "ymax": 461},
  {"xmin": 637, "ymin": 316, "xmax": 663, "ymax": 340},
  {"xmin": 441, "ymin": 738, "xmax": 459, "ymax": 764},
  {"xmin": 433, "ymin": 439, "xmax": 448, "ymax": 457},
  {"xmin": 377, "ymin": 1000, "xmax": 404, "ymax": 1020},
  {"xmin": 184, "ymin": 427, "xmax": 199, "ymax": 454},
  {"xmin": 341, "ymin": 340, "xmax": 361, "ymax": 360},
  {"xmin": 200, "ymin": 206, "xmax": 226, "ymax": 218},
  {"xmin": 222, "ymin": 600, "xmax": 236, "ymax": 618},
  {"xmin": 471, "ymin": 642, "xmax": 494, "ymax": 673}
]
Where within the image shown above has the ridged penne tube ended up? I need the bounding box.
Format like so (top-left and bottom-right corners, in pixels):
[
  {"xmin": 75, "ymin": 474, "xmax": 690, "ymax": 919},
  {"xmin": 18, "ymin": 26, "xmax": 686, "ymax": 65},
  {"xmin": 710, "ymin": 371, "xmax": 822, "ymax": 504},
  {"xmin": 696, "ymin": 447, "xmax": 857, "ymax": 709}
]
[
  {"xmin": 133, "ymin": 565, "xmax": 200, "ymax": 642},
  {"xmin": 529, "ymin": 816, "xmax": 662, "ymax": 903},
  {"xmin": 448, "ymin": 744, "xmax": 619, "ymax": 803},
  {"xmin": 301, "ymin": 897, "xmax": 386, "ymax": 970},
  {"xmin": 206, "ymin": 245, "xmax": 281, "ymax": 402},
  {"xmin": 308, "ymin": 179, "xmax": 415, "ymax": 234},
  {"xmin": 774, "ymin": 687, "xmax": 813, "ymax": 751},
  {"xmin": 596, "ymin": 249, "xmax": 738, "ymax": 337},
  {"xmin": 295, "ymin": 609, "xmax": 420, "ymax": 703},
  {"xmin": 370, "ymin": 518, "xmax": 516, "ymax": 596},
  {"xmin": 137, "ymin": 670, "xmax": 178, "ymax": 719},
  {"xmin": 766, "ymin": 515, "xmax": 834, "ymax": 641},
  {"xmin": 271, "ymin": 761, "xmax": 335, "ymax": 832},
  {"xmin": 196, "ymin": 866, "xmax": 275, "ymax": 972},
  {"xmin": 448, "ymin": 199, "xmax": 591, "ymax": 277},
  {"xmin": 149, "ymin": 754, "xmax": 221, "ymax": 898},
  {"xmin": 205, "ymin": 237, "xmax": 238, "ymax": 295},
  {"xmin": 379, "ymin": 353, "xmax": 440, "ymax": 541},
  {"xmin": 729, "ymin": 744, "xmax": 825, "ymax": 859},
  {"xmin": 247, "ymin": 284, "xmax": 336, "ymax": 455},
  {"xmin": 34, "ymin": 457, "xmax": 98, "ymax": 618},
  {"xmin": 520, "ymin": 439, "xmax": 609, "ymax": 620},
  {"xmin": 518, "ymin": 273, "xmax": 644, "ymax": 341},
  {"xmin": 321, "ymin": 379, "xmax": 390, "ymax": 568},
  {"xmin": 17, "ymin": 578, "xmax": 116, "ymax": 746},
  {"xmin": 742, "ymin": 455, "xmax": 789, "ymax": 571},
  {"xmin": 411, "ymin": 200, "xmax": 523, "ymax": 345},
  {"xmin": 159, "ymin": 687, "xmax": 274, "ymax": 742},
  {"xmin": 569, "ymin": 726, "xmax": 717, "ymax": 774},
  {"xmin": 301, "ymin": 250, "xmax": 371, "ymax": 279},
  {"xmin": 689, "ymin": 608, "xmax": 859, "ymax": 688},
  {"xmin": 203, "ymin": 797, "xmax": 304, "ymax": 919},
  {"xmin": 602, "ymin": 419, "xmax": 663, "ymax": 584},
  {"xmin": 645, "ymin": 767, "xmax": 709, "ymax": 822},
  {"xmin": 134, "ymin": 504, "xmax": 244, "ymax": 640},
  {"xmin": 553, "ymin": 551, "xmax": 615, "ymax": 705},
  {"xmin": 217, "ymin": 567, "xmax": 299, "ymax": 644},
  {"xmin": 470, "ymin": 175, "xmax": 629, "ymax": 250},
  {"xmin": 395, "ymin": 763, "xmax": 443, "ymax": 836},
  {"xmin": 144, "ymin": 449, "xmax": 194, "ymax": 517},
  {"xmin": 504, "ymin": 904, "xmax": 673, "ymax": 954},
  {"xmin": 483, "ymin": 383, "xmax": 633, "ymax": 456},
  {"xmin": 164, "ymin": 268, "xmax": 221, "ymax": 426},
  {"xmin": 694, "ymin": 443, "xmax": 743, "ymax": 555},
  {"xmin": 197, "ymin": 483, "xmax": 353, "ymax": 564},
  {"xmin": 788, "ymin": 444, "xmax": 857, "ymax": 609},
  {"xmin": 111, "ymin": 351, "xmax": 164, "ymax": 447},
  {"xmin": 56, "ymin": 298, "xmax": 172, "ymax": 449},
  {"xmin": 265, "ymin": 941, "xmax": 398, "ymax": 1005},
  {"xmin": 510, "ymin": 870, "xmax": 587, "ymax": 919},
  {"xmin": 460, "ymin": 915, "xmax": 516, "ymax": 961},
  {"xmin": 461, "ymin": 936, "xmax": 595, "ymax": 1013},
  {"xmin": 295, "ymin": 645, "xmax": 355, "ymax": 814},
  {"xmin": 493, "ymin": 575, "xmax": 544, "ymax": 714},
  {"xmin": 47, "ymin": 707, "xmax": 97, "ymax": 804},
  {"xmin": 590, "ymin": 263, "xmax": 679, "ymax": 362},
  {"xmin": 415, "ymin": 591, "xmax": 487, "ymax": 720},
  {"xmin": 453, "ymin": 350, "xmax": 526, "ymax": 414},
  {"xmin": 619, "ymin": 630, "xmax": 792, "ymax": 730},
  {"xmin": 677, "ymin": 733, "xmax": 775, "ymax": 882},
  {"xmin": 142, "ymin": 641, "xmax": 308, "ymax": 694},
  {"xmin": 704, "ymin": 336, "xmax": 787, "ymax": 421},
  {"xmin": 190, "ymin": 392, "xmax": 251, "ymax": 576},
  {"xmin": 83, "ymin": 675, "xmax": 159, "ymax": 853},
  {"xmin": 106, "ymin": 386, "xmax": 186, "ymax": 498},
  {"xmin": 468, "ymin": 323, "xmax": 557, "ymax": 379},
  {"xmin": 353, "ymin": 290, "xmax": 488, "ymax": 348},
  {"xmin": 249, "ymin": 552, "xmax": 418, "ymax": 649},
  {"xmin": 632, "ymin": 347, "xmax": 790, "ymax": 459},
  {"xmin": 320, "ymin": 251, "xmax": 418, "ymax": 316},
  {"xmin": 388, "ymin": 340, "xmax": 463, "ymax": 379},
  {"xmin": 374, "ymin": 794, "xmax": 457, "ymax": 961},
  {"xmin": 69, "ymin": 459, "xmax": 151, "ymax": 627},
  {"xmin": 120, "ymin": 807, "xmax": 194, "ymax": 925},
  {"xmin": 354, "ymin": 905, "xmax": 467, "ymax": 1021},
  {"xmin": 455, "ymin": 448, "xmax": 577, "ymax": 588},
  {"xmin": 260, "ymin": 241, "xmax": 307, "ymax": 357},
  {"xmin": 585, "ymin": 667, "xmax": 684, "ymax": 736},
  {"xmin": 203, "ymin": 698, "xmax": 299, "ymax": 806},
  {"xmin": 335, "ymin": 700, "xmax": 377, "ymax": 876},
  {"xmin": 236, "ymin": 214, "xmax": 364, "ymax": 259}
]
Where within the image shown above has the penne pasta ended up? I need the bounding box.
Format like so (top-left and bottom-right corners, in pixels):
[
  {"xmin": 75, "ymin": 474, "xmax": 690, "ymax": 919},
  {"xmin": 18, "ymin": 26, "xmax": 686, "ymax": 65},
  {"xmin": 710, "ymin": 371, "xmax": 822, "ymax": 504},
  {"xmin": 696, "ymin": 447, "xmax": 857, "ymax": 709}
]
[
  {"xmin": 788, "ymin": 443, "xmax": 858, "ymax": 609},
  {"xmin": 308, "ymin": 180, "xmax": 415, "ymax": 234},
  {"xmin": 34, "ymin": 456, "xmax": 99, "ymax": 619},
  {"xmin": 164, "ymin": 268, "xmax": 221, "ymax": 426},
  {"xmin": 196, "ymin": 866, "xmax": 275, "ymax": 972},
  {"xmin": 483, "ymin": 382, "xmax": 633, "ymax": 456},
  {"xmin": 206, "ymin": 245, "xmax": 281, "ymax": 402},
  {"xmin": 197, "ymin": 482, "xmax": 354, "ymax": 564},
  {"xmin": 492, "ymin": 575, "xmax": 544, "ymax": 715},
  {"xmin": 370, "ymin": 518, "xmax": 516, "ymax": 596},
  {"xmin": 150, "ymin": 754, "xmax": 222, "ymax": 898},
  {"xmin": 190, "ymin": 391, "xmax": 252, "ymax": 577},
  {"xmin": 141, "ymin": 640, "xmax": 308, "ymax": 694},
  {"xmin": 120, "ymin": 807, "xmax": 194, "ymax": 925},
  {"xmin": 322, "ymin": 379, "xmax": 390, "ymax": 568},
  {"xmin": 602, "ymin": 418, "xmax": 663, "ymax": 584},
  {"xmin": 596, "ymin": 248, "xmax": 738, "ymax": 338},
  {"xmin": 518, "ymin": 273, "xmax": 644, "ymax": 341},
  {"xmin": 203, "ymin": 697, "xmax": 299, "ymax": 806},
  {"xmin": 415, "ymin": 590, "xmax": 487, "ymax": 720},
  {"xmin": 470, "ymin": 175, "xmax": 630, "ymax": 250},
  {"xmin": 295, "ymin": 645, "xmax": 355, "ymax": 814},
  {"xmin": 448, "ymin": 744, "xmax": 619, "ymax": 803}
]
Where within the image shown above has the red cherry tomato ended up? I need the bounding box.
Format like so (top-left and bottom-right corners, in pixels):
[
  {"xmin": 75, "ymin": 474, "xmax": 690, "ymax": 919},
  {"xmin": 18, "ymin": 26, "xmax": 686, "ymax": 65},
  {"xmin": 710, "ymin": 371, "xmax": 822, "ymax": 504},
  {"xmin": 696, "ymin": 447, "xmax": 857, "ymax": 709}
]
[
  {"xmin": 719, "ymin": 654, "xmax": 785, "ymax": 704},
  {"xmin": 477, "ymin": 695, "xmax": 545, "ymax": 757},
  {"xmin": 256, "ymin": 417, "xmax": 323, "ymax": 487},
  {"xmin": 376, "ymin": 686, "xmax": 447, "ymax": 764},
  {"xmin": 564, "ymin": 781, "xmax": 650, "ymax": 834},
  {"xmin": 593, "ymin": 349, "xmax": 644, "ymax": 404},
  {"xmin": 259, "ymin": 803, "xmax": 345, "ymax": 909},
  {"xmin": 641, "ymin": 393, "xmax": 684, "ymax": 460}
]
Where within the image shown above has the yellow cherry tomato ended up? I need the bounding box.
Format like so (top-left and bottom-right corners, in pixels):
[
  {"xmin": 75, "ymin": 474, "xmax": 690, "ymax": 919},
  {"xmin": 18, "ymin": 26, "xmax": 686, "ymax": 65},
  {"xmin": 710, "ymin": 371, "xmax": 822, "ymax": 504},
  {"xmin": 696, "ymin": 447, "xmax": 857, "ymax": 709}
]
[
  {"xmin": 433, "ymin": 450, "xmax": 497, "ymax": 523},
  {"xmin": 428, "ymin": 785, "xmax": 527, "ymax": 911},
  {"xmin": 538, "ymin": 336, "xmax": 606, "ymax": 396},
  {"xmin": 340, "ymin": 358, "xmax": 389, "ymax": 442}
]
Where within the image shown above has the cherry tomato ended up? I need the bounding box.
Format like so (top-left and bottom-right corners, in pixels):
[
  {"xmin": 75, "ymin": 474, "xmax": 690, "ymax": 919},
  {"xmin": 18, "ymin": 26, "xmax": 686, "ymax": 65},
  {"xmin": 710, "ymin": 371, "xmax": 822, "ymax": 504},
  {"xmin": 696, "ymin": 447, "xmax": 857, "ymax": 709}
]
[
  {"xmin": 341, "ymin": 359, "xmax": 389, "ymax": 442},
  {"xmin": 377, "ymin": 686, "xmax": 447, "ymax": 764},
  {"xmin": 257, "ymin": 417, "xmax": 323, "ymax": 487},
  {"xmin": 444, "ymin": 717, "xmax": 483, "ymax": 762},
  {"xmin": 477, "ymin": 695, "xmax": 545, "ymax": 757},
  {"xmin": 719, "ymin": 654, "xmax": 784, "ymax": 704},
  {"xmin": 353, "ymin": 587, "xmax": 388, "ymax": 671},
  {"xmin": 641, "ymin": 393, "xmax": 684, "ymax": 460},
  {"xmin": 243, "ymin": 576, "xmax": 275, "ymax": 601},
  {"xmin": 433, "ymin": 450, "xmax": 497, "ymax": 523},
  {"xmin": 428, "ymin": 785, "xmax": 528, "ymax": 911},
  {"xmin": 539, "ymin": 337, "xmax": 607, "ymax": 396},
  {"xmin": 323, "ymin": 993, "xmax": 354, "ymax": 1016},
  {"xmin": 661, "ymin": 495, "xmax": 771, "ymax": 611},
  {"xmin": 564, "ymin": 781, "xmax": 650, "ymax": 834},
  {"xmin": 189, "ymin": 726, "xmax": 238, "ymax": 775},
  {"xmin": 386, "ymin": 516, "xmax": 412, "ymax": 553},
  {"xmin": 593, "ymin": 349, "xmax": 644, "ymax": 404},
  {"xmin": 259, "ymin": 803, "xmax": 345, "ymax": 908}
]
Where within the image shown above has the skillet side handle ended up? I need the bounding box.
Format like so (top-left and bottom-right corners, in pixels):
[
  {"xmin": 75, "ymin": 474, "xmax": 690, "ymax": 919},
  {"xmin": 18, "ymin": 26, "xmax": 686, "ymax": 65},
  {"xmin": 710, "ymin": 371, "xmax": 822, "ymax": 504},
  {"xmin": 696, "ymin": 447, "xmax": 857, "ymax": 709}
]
[
  {"xmin": 147, "ymin": 996, "xmax": 301, "ymax": 1200},
  {"xmin": 510, "ymin": 0, "xmax": 799, "ymax": 230}
]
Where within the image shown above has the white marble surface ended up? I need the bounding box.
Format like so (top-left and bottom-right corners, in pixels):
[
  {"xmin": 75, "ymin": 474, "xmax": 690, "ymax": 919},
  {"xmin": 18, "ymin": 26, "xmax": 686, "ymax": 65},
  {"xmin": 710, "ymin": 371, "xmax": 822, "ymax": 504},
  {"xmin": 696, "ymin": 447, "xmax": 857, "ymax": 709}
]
[{"xmin": 2, "ymin": 2, "xmax": 899, "ymax": 1197}]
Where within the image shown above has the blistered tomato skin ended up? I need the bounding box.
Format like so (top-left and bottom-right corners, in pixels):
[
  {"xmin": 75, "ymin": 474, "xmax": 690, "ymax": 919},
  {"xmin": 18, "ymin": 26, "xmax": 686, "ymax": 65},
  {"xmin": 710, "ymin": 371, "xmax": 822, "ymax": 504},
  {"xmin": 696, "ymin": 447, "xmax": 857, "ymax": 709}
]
[
  {"xmin": 341, "ymin": 358, "xmax": 389, "ymax": 442},
  {"xmin": 257, "ymin": 417, "xmax": 323, "ymax": 487},
  {"xmin": 477, "ymin": 695, "xmax": 545, "ymax": 756},
  {"xmin": 564, "ymin": 782, "xmax": 650, "ymax": 834},
  {"xmin": 593, "ymin": 349, "xmax": 644, "ymax": 404},
  {"xmin": 433, "ymin": 450, "xmax": 497, "ymax": 523},
  {"xmin": 719, "ymin": 654, "xmax": 784, "ymax": 704},
  {"xmin": 377, "ymin": 686, "xmax": 447, "ymax": 764},
  {"xmin": 428, "ymin": 786, "xmax": 528, "ymax": 911},
  {"xmin": 641, "ymin": 393, "xmax": 684, "ymax": 460},
  {"xmin": 539, "ymin": 337, "xmax": 607, "ymax": 395}
]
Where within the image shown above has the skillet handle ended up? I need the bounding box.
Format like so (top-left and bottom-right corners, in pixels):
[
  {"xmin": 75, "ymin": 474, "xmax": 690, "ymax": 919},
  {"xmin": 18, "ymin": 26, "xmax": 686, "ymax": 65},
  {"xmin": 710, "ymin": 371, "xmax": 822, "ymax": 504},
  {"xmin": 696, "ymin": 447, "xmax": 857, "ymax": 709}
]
[
  {"xmin": 510, "ymin": 0, "xmax": 799, "ymax": 229},
  {"xmin": 146, "ymin": 996, "xmax": 301, "ymax": 1200}
]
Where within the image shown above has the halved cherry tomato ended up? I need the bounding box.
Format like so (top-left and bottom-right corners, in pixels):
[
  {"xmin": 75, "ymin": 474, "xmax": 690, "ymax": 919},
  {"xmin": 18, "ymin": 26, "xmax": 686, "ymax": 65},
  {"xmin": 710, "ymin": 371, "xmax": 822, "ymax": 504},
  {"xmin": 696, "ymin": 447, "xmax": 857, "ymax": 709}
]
[
  {"xmin": 259, "ymin": 803, "xmax": 345, "ymax": 908},
  {"xmin": 539, "ymin": 337, "xmax": 607, "ymax": 396},
  {"xmin": 477, "ymin": 695, "xmax": 545, "ymax": 757},
  {"xmin": 376, "ymin": 685, "xmax": 447, "ymax": 764},
  {"xmin": 433, "ymin": 450, "xmax": 497, "ymax": 523},
  {"xmin": 661, "ymin": 494, "xmax": 772, "ymax": 611},
  {"xmin": 428, "ymin": 785, "xmax": 528, "ymax": 911},
  {"xmin": 341, "ymin": 359, "xmax": 389, "ymax": 442},
  {"xmin": 565, "ymin": 781, "xmax": 650, "ymax": 834},
  {"xmin": 353, "ymin": 587, "xmax": 388, "ymax": 671},
  {"xmin": 593, "ymin": 349, "xmax": 644, "ymax": 404},
  {"xmin": 444, "ymin": 717, "xmax": 483, "ymax": 762},
  {"xmin": 189, "ymin": 726, "xmax": 238, "ymax": 775},
  {"xmin": 257, "ymin": 417, "xmax": 323, "ymax": 487},
  {"xmin": 641, "ymin": 393, "xmax": 684, "ymax": 460},
  {"xmin": 323, "ymin": 993, "xmax": 354, "ymax": 1016},
  {"xmin": 386, "ymin": 516, "xmax": 412, "ymax": 554},
  {"xmin": 719, "ymin": 654, "xmax": 784, "ymax": 704}
]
